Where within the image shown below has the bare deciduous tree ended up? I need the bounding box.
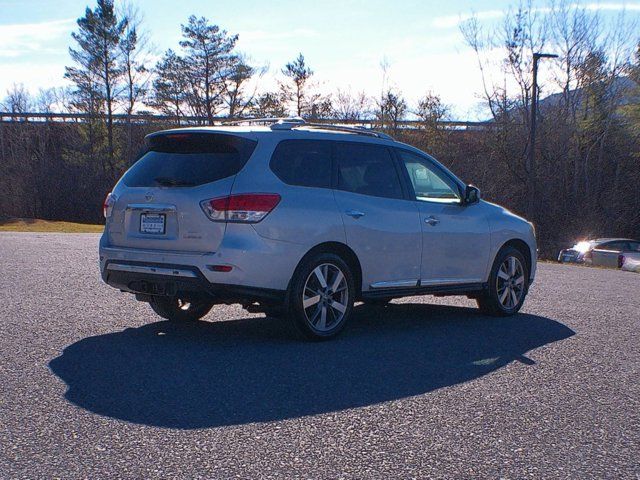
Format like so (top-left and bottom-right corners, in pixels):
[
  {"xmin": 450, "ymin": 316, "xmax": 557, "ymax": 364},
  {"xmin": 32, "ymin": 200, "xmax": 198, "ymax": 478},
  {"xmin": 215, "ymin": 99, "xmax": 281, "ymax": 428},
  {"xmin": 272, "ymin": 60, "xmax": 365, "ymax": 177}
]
[
  {"xmin": 376, "ymin": 89, "xmax": 407, "ymax": 133},
  {"xmin": 415, "ymin": 91, "xmax": 450, "ymax": 150},
  {"xmin": 1, "ymin": 84, "xmax": 32, "ymax": 114},
  {"xmin": 332, "ymin": 89, "xmax": 371, "ymax": 121},
  {"xmin": 460, "ymin": 1, "xmax": 639, "ymax": 251}
]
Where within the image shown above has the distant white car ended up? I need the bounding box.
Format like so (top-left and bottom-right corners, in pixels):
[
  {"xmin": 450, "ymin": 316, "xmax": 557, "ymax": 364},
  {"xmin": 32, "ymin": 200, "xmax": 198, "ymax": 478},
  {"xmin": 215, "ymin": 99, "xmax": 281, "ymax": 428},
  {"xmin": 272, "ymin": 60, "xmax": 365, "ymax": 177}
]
[
  {"xmin": 582, "ymin": 239, "xmax": 640, "ymax": 268},
  {"xmin": 621, "ymin": 254, "xmax": 640, "ymax": 272},
  {"xmin": 559, "ymin": 238, "xmax": 640, "ymax": 268}
]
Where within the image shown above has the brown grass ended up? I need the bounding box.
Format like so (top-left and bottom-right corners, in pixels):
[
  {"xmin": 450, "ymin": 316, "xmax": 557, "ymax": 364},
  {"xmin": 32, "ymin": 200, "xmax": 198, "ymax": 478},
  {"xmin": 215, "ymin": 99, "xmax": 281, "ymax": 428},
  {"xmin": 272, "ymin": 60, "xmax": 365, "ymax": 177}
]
[{"xmin": 0, "ymin": 218, "xmax": 104, "ymax": 233}]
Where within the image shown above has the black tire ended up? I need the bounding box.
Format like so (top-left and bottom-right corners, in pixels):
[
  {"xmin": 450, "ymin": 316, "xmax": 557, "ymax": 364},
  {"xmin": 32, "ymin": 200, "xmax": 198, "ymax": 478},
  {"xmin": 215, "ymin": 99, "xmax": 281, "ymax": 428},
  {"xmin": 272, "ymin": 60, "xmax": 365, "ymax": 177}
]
[
  {"xmin": 288, "ymin": 252, "xmax": 355, "ymax": 340},
  {"xmin": 149, "ymin": 296, "xmax": 215, "ymax": 322},
  {"xmin": 476, "ymin": 246, "xmax": 529, "ymax": 316}
]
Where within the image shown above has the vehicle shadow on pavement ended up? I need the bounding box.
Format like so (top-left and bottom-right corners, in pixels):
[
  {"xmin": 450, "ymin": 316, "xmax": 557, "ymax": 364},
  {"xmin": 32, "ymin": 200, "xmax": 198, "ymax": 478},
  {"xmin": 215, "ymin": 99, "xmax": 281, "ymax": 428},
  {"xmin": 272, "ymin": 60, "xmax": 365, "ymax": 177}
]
[{"xmin": 49, "ymin": 303, "xmax": 574, "ymax": 429}]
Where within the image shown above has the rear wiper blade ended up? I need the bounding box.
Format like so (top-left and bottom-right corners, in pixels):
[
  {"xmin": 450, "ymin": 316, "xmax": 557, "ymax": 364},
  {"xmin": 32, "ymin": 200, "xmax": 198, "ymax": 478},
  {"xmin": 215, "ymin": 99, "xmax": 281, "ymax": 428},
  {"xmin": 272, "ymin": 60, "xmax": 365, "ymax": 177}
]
[{"xmin": 153, "ymin": 176, "xmax": 195, "ymax": 187}]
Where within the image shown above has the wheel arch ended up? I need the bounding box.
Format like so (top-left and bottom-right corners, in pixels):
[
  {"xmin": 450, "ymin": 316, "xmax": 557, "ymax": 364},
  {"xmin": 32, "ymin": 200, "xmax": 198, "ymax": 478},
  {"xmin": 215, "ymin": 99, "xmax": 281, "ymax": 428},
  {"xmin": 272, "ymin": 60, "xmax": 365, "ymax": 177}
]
[
  {"xmin": 291, "ymin": 241, "xmax": 363, "ymax": 298},
  {"xmin": 498, "ymin": 238, "xmax": 532, "ymax": 274}
]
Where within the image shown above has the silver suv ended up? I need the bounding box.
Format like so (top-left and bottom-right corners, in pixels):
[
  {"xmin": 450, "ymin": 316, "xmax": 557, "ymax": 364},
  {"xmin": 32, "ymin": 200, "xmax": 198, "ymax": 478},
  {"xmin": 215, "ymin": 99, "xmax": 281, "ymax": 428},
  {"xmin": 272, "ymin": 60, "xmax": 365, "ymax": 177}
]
[{"xmin": 100, "ymin": 119, "xmax": 537, "ymax": 340}]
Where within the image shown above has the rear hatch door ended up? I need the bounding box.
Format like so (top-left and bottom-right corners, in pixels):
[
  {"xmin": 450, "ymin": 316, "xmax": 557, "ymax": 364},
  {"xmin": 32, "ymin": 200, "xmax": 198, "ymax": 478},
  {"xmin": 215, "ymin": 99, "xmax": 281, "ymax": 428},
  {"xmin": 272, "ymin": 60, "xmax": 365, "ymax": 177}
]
[{"xmin": 107, "ymin": 132, "xmax": 256, "ymax": 253}]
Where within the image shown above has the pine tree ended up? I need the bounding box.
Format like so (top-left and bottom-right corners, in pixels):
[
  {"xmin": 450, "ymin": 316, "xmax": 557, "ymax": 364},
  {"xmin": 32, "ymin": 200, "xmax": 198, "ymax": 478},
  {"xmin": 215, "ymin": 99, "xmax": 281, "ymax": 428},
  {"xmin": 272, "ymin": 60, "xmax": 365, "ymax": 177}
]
[
  {"xmin": 65, "ymin": 0, "xmax": 127, "ymax": 171},
  {"xmin": 281, "ymin": 53, "xmax": 314, "ymax": 117},
  {"xmin": 179, "ymin": 16, "xmax": 238, "ymax": 124},
  {"xmin": 151, "ymin": 50, "xmax": 189, "ymax": 122}
]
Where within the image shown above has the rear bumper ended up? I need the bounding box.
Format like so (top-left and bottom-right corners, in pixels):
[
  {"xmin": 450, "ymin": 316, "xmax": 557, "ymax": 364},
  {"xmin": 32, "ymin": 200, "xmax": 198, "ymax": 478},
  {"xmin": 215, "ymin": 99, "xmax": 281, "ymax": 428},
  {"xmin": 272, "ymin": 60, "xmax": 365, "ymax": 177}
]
[
  {"xmin": 102, "ymin": 259, "xmax": 285, "ymax": 304},
  {"xmin": 558, "ymin": 250, "xmax": 581, "ymax": 263},
  {"xmin": 99, "ymin": 224, "xmax": 305, "ymax": 301}
]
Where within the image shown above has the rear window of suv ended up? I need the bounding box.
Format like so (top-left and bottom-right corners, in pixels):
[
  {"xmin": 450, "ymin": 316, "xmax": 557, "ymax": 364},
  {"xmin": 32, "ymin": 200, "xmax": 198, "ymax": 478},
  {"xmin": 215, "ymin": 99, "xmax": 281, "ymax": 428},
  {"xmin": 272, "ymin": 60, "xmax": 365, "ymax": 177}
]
[{"xmin": 122, "ymin": 133, "xmax": 257, "ymax": 187}]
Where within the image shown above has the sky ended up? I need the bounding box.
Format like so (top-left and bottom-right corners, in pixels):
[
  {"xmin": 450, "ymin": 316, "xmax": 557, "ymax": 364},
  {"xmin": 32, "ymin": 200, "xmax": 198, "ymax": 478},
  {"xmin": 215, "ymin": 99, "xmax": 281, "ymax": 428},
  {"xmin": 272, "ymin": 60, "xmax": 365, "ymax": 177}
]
[{"xmin": 1, "ymin": 0, "xmax": 639, "ymax": 119}]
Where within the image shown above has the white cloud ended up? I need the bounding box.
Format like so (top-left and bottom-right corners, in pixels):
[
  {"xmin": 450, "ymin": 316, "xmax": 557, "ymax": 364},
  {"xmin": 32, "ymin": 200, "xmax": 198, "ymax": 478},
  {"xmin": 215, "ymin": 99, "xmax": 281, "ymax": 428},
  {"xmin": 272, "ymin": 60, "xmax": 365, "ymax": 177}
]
[
  {"xmin": 313, "ymin": 47, "xmax": 496, "ymax": 120},
  {"xmin": 583, "ymin": 2, "xmax": 640, "ymax": 11},
  {"xmin": 0, "ymin": 18, "xmax": 74, "ymax": 58},
  {"xmin": 431, "ymin": 10, "xmax": 505, "ymax": 29},
  {"xmin": 431, "ymin": 2, "xmax": 640, "ymax": 29},
  {"xmin": 0, "ymin": 62, "xmax": 69, "ymax": 96},
  {"xmin": 237, "ymin": 28, "xmax": 318, "ymax": 43}
]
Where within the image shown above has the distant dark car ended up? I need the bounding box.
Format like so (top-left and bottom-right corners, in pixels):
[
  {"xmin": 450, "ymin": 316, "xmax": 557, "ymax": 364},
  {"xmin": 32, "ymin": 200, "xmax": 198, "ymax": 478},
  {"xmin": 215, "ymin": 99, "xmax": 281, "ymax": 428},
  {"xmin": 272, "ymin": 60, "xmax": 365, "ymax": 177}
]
[
  {"xmin": 558, "ymin": 240, "xmax": 597, "ymax": 263},
  {"xmin": 558, "ymin": 238, "xmax": 640, "ymax": 267}
]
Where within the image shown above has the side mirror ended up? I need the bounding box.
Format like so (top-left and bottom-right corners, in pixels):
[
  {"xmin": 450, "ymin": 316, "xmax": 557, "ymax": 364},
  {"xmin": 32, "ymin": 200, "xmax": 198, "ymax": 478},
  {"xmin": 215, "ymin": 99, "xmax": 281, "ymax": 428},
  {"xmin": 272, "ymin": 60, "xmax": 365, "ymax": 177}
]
[{"xmin": 464, "ymin": 185, "xmax": 481, "ymax": 205}]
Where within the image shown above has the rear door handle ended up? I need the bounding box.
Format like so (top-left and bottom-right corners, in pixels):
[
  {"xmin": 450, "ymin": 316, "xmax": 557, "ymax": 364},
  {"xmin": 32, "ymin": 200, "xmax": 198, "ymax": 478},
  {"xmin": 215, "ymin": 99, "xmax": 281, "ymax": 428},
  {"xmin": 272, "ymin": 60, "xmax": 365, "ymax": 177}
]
[
  {"xmin": 345, "ymin": 210, "xmax": 365, "ymax": 219},
  {"xmin": 425, "ymin": 216, "xmax": 440, "ymax": 226}
]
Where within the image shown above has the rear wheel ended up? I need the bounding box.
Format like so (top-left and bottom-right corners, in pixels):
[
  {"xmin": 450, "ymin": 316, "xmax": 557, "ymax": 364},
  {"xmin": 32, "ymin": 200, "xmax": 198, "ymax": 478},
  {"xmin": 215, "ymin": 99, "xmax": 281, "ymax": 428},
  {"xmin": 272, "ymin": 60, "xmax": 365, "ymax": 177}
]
[
  {"xmin": 288, "ymin": 253, "xmax": 355, "ymax": 340},
  {"xmin": 476, "ymin": 246, "xmax": 529, "ymax": 316},
  {"xmin": 149, "ymin": 296, "xmax": 215, "ymax": 322}
]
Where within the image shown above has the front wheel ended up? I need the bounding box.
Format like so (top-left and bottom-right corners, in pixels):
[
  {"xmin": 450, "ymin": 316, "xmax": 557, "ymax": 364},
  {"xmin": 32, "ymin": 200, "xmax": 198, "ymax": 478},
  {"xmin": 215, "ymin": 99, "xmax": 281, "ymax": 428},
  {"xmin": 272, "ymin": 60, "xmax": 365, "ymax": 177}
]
[
  {"xmin": 288, "ymin": 253, "xmax": 355, "ymax": 340},
  {"xmin": 149, "ymin": 296, "xmax": 215, "ymax": 322},
  {"xmin": 476, "ymin": 246, "xmax": 529, "ymax": 316}
]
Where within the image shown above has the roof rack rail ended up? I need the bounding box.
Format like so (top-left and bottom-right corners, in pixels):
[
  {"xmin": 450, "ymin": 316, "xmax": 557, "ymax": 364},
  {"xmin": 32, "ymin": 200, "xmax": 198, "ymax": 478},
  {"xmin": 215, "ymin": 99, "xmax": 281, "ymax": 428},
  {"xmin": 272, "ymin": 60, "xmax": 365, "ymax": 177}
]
[
  {"xmin": 222, "ymin": 117, "xmax": 394, "ymax": 140},
  {"xmin": 298, "ymin": 122, "xmax": 394, "ymax": 140},
  {"xmin": 223, "ymin": 117, "xmax": 305, "ymax": 126}
]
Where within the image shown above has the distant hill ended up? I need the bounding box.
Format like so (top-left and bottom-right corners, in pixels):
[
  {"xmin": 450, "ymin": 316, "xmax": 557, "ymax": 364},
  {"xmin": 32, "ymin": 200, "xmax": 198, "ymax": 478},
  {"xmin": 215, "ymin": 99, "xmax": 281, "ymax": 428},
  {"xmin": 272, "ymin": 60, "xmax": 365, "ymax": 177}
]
[{"xmin": 539, "ymin": 76, "xmax": 639, "ymax": 111}]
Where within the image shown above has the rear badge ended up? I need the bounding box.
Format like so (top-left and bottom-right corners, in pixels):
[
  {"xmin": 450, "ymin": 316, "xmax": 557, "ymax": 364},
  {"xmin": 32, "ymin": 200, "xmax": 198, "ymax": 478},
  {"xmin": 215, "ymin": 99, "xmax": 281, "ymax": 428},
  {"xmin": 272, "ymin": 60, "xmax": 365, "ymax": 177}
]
[{"xmin": 144, "ymin": 192, "xmax": 154, "ymax": 202}]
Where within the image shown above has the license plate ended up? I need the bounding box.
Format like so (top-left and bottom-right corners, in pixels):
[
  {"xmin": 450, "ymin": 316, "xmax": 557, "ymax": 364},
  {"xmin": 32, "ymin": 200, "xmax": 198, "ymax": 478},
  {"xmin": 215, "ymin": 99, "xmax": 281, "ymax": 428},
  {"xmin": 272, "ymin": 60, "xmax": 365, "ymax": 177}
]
[{"xmin": 140, "ymin": 213, "xmax": 166, "ymax": 234}]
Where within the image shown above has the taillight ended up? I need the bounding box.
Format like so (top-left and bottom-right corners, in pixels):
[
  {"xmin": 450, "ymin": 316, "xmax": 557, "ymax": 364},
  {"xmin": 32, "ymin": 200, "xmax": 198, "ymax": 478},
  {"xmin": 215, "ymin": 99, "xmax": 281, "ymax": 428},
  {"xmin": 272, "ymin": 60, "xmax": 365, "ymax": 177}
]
[
  {"xmin": 618, "ymin": 254, "xmax": 625, "ymax": 268},
  {"xmin": 103, "ymin": 192, "xmax": 116, "ymax": 218},
  {"xmin": 200, "ymin": 193, "xmax": 281, "ymax": 223}
]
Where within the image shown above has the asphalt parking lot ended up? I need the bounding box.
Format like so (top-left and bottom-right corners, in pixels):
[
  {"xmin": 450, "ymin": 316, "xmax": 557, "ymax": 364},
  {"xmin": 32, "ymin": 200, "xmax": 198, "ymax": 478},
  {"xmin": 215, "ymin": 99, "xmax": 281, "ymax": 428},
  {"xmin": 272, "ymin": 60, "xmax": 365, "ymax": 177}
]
[{"xmin": 1, "ymin": 232, "xmax": 639, "ymax": 479}]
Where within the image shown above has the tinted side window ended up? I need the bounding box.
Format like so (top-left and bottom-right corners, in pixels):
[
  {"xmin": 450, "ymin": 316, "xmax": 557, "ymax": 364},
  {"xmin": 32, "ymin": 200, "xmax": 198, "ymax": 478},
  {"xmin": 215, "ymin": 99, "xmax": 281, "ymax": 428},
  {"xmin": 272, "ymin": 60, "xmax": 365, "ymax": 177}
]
[
  {"xmin": 627, "ymin": 242, "xmax": 640, "ymax": 252},
  {"xmin": 270, "ymin": 140, "xmax": 332, "ymax": 188},
  {"xmin": 335, "ymin": 143, "xmax": 403, "ymax": 200},
  {"xmin": 600, "ymin": 241, "xmax": 627, "ymax": 251}
]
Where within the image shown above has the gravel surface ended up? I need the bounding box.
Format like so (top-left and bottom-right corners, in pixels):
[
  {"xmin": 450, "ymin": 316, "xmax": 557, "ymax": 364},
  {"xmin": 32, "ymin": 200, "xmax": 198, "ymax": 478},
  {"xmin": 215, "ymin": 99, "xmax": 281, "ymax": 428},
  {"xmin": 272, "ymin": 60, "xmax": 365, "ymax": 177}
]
[{"xmin": 1, "ymin": 232, "xmax": 638, "ymax": 479}]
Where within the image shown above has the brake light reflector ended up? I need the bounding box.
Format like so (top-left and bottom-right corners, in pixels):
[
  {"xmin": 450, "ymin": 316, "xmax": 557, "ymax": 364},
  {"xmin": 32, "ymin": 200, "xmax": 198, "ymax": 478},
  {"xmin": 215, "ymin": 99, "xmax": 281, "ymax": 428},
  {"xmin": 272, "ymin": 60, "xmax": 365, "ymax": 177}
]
[
  {"xmin": 165, "ymin": 134, "xmax": 191, "ymax": 140},
  {"xmin": 207, "ymin": 265, "xmax": 233, "ymax": 272},
  {"xmin": 200, "ymin": 193, "xmax": 281, "ymax": 223},
  {"xmin": 103, "ymin": 192, "xmax": 116, "ymax": 218}
]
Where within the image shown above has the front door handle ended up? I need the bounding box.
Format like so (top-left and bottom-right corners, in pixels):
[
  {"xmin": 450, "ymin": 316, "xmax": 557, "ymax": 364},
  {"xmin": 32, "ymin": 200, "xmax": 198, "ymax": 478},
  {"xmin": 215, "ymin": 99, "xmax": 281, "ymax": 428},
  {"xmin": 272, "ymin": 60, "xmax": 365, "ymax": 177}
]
[
  {"xmin": 425, "ymin": 216, "xmax": 440, "ymax": 226},
  {"xmin": 345, "ymin": 210, "xmax": 365, "ymax": 219}
]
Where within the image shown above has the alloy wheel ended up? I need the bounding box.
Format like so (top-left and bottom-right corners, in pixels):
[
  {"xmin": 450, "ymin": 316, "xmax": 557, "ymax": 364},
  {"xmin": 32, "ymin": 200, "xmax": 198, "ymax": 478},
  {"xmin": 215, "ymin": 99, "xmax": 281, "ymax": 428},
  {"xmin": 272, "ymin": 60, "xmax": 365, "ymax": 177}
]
[
  {"xmin": 496, "ymin": 256, "xmax": 525, "ymax": 309},
  {"xmin": 302, "ymin": 263, "xmax": 349, "ymax": 332}
]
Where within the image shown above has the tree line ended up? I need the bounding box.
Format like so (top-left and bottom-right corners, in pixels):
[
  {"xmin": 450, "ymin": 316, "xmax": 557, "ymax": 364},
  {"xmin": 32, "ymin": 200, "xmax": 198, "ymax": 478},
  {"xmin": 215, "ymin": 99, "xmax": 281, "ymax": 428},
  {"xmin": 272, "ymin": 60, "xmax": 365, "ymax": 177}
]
[{"xmin": 1, "ymin": 0, "xmax": 639, "ymax": 257}]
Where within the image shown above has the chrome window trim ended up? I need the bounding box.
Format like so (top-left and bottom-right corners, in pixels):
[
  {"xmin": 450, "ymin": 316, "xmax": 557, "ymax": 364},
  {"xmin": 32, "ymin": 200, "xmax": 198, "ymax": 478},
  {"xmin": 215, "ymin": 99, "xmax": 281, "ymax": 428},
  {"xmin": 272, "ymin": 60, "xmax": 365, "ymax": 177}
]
[
  {"xmin": 126, "ymin": 204, "xmax": 177, "ymax": 213},
  {"xmin": 370, "ymin": 279, "xmax": 419, "ymax": 289}
]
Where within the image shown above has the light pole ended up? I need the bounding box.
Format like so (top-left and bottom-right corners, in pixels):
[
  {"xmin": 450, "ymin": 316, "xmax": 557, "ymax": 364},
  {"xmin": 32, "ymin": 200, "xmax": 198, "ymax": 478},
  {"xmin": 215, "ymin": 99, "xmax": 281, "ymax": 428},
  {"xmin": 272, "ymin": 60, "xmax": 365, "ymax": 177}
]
[{"xmin": 527, "ymin": 52, "xmax": 558, "ymax": 218}]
